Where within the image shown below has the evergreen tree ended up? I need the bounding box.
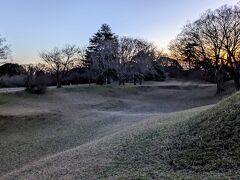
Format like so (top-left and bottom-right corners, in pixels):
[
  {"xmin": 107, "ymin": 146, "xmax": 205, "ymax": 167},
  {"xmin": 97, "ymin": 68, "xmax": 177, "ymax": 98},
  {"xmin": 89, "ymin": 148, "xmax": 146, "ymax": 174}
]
[{"xmin": 84, "ymin": 24, "xmax": 119, "ymax": 84}]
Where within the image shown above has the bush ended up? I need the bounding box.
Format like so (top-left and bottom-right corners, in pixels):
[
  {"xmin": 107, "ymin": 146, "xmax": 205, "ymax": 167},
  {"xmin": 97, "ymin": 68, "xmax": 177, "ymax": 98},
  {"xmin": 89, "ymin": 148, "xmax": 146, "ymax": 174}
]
[
  {"xmin": 25, "ymin": 71, "xmax": 47, "ymax": 94},
  {"xmin": 0, "ymin": 75, "xmax": 26, "ymax": 87},
  {"xmin": 25, "ymin": 85, "xmax": 46, "ymax": 94}
]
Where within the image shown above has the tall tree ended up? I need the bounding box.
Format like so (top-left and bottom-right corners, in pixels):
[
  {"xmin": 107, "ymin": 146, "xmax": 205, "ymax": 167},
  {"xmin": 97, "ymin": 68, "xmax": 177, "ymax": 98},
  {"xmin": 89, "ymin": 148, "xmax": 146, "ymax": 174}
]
[
  {"xmin": 85, "ymin": 24, "xmax": 119, "ymax": 84},
  {"xmin": 169, "ymin": 3, "xmax": 240, "ymax": 92},
  {"xmin": 218, "ymin": 5, "xmax": 240, "ymax": 90}
]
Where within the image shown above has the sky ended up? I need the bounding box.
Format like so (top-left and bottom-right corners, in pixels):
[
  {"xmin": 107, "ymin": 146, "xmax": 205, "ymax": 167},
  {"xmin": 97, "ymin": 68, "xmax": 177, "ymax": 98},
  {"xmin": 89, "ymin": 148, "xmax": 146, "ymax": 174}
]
[{"xmin": 0, "ymin": 0, "xmax": 239, "ymax": 64}]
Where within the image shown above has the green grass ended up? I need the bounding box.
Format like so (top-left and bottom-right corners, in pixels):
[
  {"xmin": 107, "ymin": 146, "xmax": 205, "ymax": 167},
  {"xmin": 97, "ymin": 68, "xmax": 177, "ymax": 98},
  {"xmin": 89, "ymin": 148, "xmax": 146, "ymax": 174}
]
[
  {"xmin": 1, "ymin": 84, "xmax": 238, "ymax": 179},
  {"xmin": 97, "ymin": 92, "xmax": 240, "ymax": 179},
  {"xmin": 0, "ymin": 91, "xmax": 43, "ymax": 104},
  {"xmin": 170, "ymin": 91, "xmax": 240, "ymax": 172},
  {"xmin": 0, "ymin": 94, "xmax": 11, "ymax": 105},
  {"xmin": 97, "ymin": 107, "xmax": 209, "ymax": 179},
  {"xmin": 0, "ymin": 90, "xmax": 58, "ymax": 107},
  {"xmin": 62, "ymin": 84, "xmax": 141, "ymax": 95}
]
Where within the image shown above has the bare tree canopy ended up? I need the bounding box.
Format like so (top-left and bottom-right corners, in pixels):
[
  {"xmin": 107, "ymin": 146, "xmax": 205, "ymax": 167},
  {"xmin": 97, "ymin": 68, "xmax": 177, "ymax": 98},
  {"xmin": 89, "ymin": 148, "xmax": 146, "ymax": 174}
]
[
  {"xmin": 169, "ymin": 4, "xmax": 240, "ymax": 91},
  {"xmin": 118, "ymin": 37, "xmax": 158, "ymax": 85},
  {"xmin": 40, "ymin": 44, "xmax": 81, "ymax": 88},
  {"xmin": 0, "ymin": 35, "xmax": 10, "ymax": 63}
]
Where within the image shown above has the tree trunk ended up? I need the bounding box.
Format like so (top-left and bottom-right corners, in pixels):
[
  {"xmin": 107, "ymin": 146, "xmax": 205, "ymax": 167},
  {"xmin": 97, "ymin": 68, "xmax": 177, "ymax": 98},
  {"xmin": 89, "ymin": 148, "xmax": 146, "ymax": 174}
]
[
  {"xmin": 215, "ymin": 68, "xmax": 224, "ymax": 94},
  {"xmin": 234, "ymin": 63, "xmax": 240, "ymax": 91},
  {"xmin": 229, "ymin": 62, "xmax": 240, "ymax": 91},
  {"xmin": 56, "ymin": 78, "xmax": 62, "ymax": 88},
  {"xmin": 57, "ymin": 83, "xmax": 62, "ymax": 88},
  {"xmin": 107, "ymin": 77, "xmax": 111, "ymax": 84},
  {"xmin": 88, "ymin": 76, "xmax": 91, "ymax": 86},
  {"xmin": 216, "ymin": 81, "xmax": 223, "ymax": 94},
  {"xmin": 56, "ymin": 71, "xmax": 62, "ymax": 88},
  {"xmin": 233, "ymin": 75, "xmax": 240, "ymax": 91}
]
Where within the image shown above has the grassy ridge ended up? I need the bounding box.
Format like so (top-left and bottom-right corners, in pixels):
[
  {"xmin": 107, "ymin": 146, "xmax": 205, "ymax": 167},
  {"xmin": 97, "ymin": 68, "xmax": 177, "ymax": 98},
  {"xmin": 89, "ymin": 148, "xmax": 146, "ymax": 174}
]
[
  {"xmin": 99, "ymin": 92, "xmax": 240, "ymax": 179},
  {"xmin": 171, "ymin": 91, "xmax": 240, "ymax": 172},
  {"xmin": 98, "ymin": 107, "xmax": 210, "ymax": 179}
]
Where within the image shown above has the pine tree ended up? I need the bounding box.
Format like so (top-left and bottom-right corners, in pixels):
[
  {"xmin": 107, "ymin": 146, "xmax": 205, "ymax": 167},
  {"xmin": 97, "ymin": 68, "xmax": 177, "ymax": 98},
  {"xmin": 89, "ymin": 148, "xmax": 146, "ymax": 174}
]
[{"xmin": 84, "ymin": 24, "xmax": 119, "ymax": 84}]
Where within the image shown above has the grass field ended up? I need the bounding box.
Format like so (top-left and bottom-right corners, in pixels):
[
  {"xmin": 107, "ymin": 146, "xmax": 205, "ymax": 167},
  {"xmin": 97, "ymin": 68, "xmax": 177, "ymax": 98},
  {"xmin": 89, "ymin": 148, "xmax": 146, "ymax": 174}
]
[{"xmin": 0, "ymin": 81, "xmax": 237, "ymax": 179}]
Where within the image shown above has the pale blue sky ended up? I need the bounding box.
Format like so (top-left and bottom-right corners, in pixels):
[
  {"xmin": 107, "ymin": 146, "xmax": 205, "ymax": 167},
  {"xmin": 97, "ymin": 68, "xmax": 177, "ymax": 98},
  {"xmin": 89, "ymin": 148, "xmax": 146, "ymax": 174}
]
[{"xmin": 0, "ymin": 0, "xmax": 238, "ymax": 63}]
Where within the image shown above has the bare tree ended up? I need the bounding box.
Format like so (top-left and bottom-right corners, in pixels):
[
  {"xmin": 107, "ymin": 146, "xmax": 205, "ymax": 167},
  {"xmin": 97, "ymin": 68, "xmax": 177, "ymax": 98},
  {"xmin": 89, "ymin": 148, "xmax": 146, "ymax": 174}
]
[
  {"xmin": 118, "ymin": 37, "xmax": 157, "ymax": 85},
  {"xmin": 169, "ymin": 3, "xmax": 240, "ymax": 92},
  {"xmin": 23, "ymin": 64, "xmax": 48, "ymax": 94},
  {"xmin": 197, "ymin": 5, "xmax": 240, "ymax": 91},
  {"xmin": 218, "ymin": 5, "xmax": 240, "ymax": 90},
  {"xmin": 0, "ymin": 35, "xmax": 10, "ymax": 64},
  {"xmin": 40, "ymin": 45, "xmax": 81, "ymax": 88}
]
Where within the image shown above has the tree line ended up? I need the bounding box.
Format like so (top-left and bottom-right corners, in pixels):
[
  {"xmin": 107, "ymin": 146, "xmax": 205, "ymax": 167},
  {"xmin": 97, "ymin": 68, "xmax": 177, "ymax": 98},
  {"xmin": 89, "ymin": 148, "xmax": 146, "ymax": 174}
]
[
  {"xmin": 40, "ymin": 24, "xmax": 165, "ymax": 87},
  {"xmin": 0, "ymin": 24, "xmax": 167, "ymax": 91},
  {"xmin": 1, "ymin": 3, "xmax": 240, "ymax": 94}
]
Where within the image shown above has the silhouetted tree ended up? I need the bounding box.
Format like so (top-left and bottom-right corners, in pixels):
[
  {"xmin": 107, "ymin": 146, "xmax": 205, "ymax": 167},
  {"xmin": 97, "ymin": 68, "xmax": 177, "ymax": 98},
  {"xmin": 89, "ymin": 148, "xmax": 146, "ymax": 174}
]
[
  {"xmin": 40, "ymin": 45, "xmax": 81, "ymax": 88},
  {"xmin": 218, "ymin": 5, "xmax": 240, "ymax": 90},
  {"xmin": 0, "ymin": 63, "xmax": 25, "ymax": 76},
  {"xmin": 169, "ymin": 3, "xmax": 240, "ymax": 92}
]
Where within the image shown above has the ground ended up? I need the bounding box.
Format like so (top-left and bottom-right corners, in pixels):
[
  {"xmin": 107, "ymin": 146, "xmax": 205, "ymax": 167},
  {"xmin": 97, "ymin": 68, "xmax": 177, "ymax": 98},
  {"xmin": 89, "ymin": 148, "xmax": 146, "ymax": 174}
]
[{"xmin": 0, "ymin": 80, "xmax": 236, "ymax": 179}]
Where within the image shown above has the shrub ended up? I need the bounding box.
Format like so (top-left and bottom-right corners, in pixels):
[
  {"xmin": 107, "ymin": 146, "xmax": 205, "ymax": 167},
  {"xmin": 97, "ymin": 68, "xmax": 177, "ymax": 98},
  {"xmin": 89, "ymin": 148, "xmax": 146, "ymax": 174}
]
[
  {"xmin": 25, "ymin": 84, "xmax": 46, "ymax": 94},
  {"xmin": 0, "ymin": 75, "xmax": 26, "ymax": 87},
  {"xmin": 25, "ymin": 71, "xmax": 47, "ymax": 94}
]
